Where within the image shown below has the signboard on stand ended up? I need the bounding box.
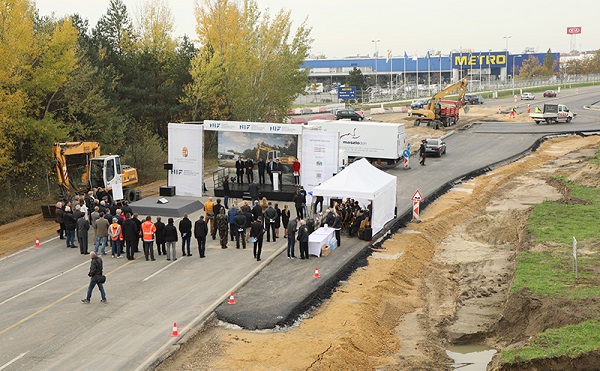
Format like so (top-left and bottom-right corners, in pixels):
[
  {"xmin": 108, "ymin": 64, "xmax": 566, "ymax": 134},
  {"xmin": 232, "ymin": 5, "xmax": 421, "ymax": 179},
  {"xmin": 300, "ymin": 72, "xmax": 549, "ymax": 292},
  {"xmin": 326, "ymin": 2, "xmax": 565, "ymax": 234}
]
[
  {"xmin": 167, "ymin": 123, "xmax": 204, "ymax": 197},
  {"xmin": 301, "ymin": 129, "xmax": 339, "ymax": 194}
]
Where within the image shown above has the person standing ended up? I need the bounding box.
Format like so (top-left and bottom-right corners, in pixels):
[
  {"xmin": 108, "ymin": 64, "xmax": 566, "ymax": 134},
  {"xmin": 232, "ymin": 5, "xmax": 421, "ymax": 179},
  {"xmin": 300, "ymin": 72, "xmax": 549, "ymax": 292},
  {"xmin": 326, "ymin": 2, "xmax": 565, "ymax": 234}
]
[
  {"xmin": 292, "ymin": 158, "xmax": 301, "ymax": 185},
  {"xmin": 251, "ymin": 200, "xmax": 263, "ymax": 221},
  {"xmin": 122, "ymin": 213, "xmax": 137, "ymax": 260},
  {"xmin": 55, "ymin": 201, "xmax": 65, "ymax": 239},
  {"xmin": 154, "ymin": 216, "xmax": 166, "ymax": 256},
  {"xmin": 263, "ymin": 202, "xmax": 277, "ymax": 242},
  {"xmin": 194, "ymin": 216, "xmax": 208, "ymax": 258},
  {"xmin": 257, "ymin": 157, "xmax": 266, "ymax": 184},
  {"xmin": 332, "ymin": 206, "xmax": 342, "ymax": 248},
  {"xmin": 108, "ymin": 218, "xmax": 123, "ymax": 258},
  {"xmin": 204, "ymin": 198, "xmax": 215, "ymax": 240},
  {"xmin": 141, "ymin": 216, "xmax": 156, "ymax": 261},
  {"xmin": 222, "ymin": 177, "xmax": 231, "ymax": 209},
  {"xmin": 286, "ymin": 216, "xmax": 298, "ymax": 259},
  {"xmin": 94, "ymin": 212, "xmax": 109, "ymax": 255},
  {"xmin": 266, "ymin": 157, "xmax": 274, "ymax": 184},
  {"xmin": 234, "ymin": 211, "xmax": 247, "ymax": 249},
  {"xmin": 228, "ymin": 205, "xmax": 238, "ymax": 242},
  {"xmin": 90, "ymin": 206, "xmax": 100, "ymax": 240},
  {"xmin": 164, "ymin": 218, "xmax": 178, "ymax": 260},
  {"xmin": 77, "ymin": 212, "xmax": 90, "ymax": 255},
  {"xmin": 282, "ymin": 204, "xmax": 291, "ymax": 238},
  {"xmin": 179, "ymin": 213, "xmax": 192, "ymax": 256},
  {"xmin": 293, "ymin": 191, "xmax": 304, "ymax": 219},
  {"xmin": 216, "ymin": 208, "xmax": 229, "ymax": 249},
  {"xmin": 274, "ymin": 203, "xmax": 282, "ymax": 238},
  {"xmin": 82, "ymin": 252, "xmax": 107, "ymax": 304},
  {"xmin": 64, "ymin": 206, "xmax": 78, "ymax": 249},
  {"xmin": 297, "ymin": 220, "xmax": 310, "ymax": 260},
  {"xmin": 313, "ymin": 195, "xmax": 324, "ymax": 215},
  {"xmin": 248, "ymin": 181, "xmax": 260, "ymax": 202},
  {"xmin": 250, "ymin": 216, "xmax": 265, "ymax": 261},
  {"xmin": 211, "ymin": 199, "xmax": 224, "ymax": 240},
  {"xmin": 245, "ymin": 157, "xmax": 254, "ymax": 183},
  {"xmin": 132, "ymin": 213, "xmax": 142, "ymax": 253},
  {"xmin": 243, "ymin": 205, "xmax": 254, "ymax": 244},
  {"xmin": 235, "ymin": 156, "xmax": 245, "ymax": 184},
  {"xmin": 273, "ymin": 158, "xmax": 283, "ymax": 186},
  {"xmin": 419, "ymin": 140, "xmax": 427, "ymax": 166}
]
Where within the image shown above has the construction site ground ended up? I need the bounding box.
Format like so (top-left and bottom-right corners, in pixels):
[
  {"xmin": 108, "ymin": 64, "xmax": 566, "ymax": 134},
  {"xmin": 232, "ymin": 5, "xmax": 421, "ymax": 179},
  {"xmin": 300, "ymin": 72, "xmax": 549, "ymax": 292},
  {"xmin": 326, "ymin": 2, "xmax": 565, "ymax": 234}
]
[{"xmin": 3, "ymin": 106, "xmax": 598, "ymax": 370}]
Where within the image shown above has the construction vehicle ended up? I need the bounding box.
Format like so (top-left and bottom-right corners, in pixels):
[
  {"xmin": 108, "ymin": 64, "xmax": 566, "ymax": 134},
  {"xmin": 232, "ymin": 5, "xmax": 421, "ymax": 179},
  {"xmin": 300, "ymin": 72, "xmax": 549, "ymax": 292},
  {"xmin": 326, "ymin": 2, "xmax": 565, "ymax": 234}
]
[
  {"xmin": 52, "ymin": 142, "xmax": 139, "ymax": 202},
  {"xmin": 255, "ymin": 145, "xmax": 296, "ymax": 170},
  {"xmin": 408, "ymin": 78, "xmax": 469, "ymax": 129}
]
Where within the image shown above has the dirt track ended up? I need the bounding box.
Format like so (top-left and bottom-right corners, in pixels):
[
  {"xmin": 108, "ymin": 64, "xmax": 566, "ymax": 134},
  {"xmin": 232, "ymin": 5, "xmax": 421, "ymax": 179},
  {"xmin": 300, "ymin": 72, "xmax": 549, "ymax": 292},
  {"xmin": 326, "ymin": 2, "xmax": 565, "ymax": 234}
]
[{"xmin": 155, "ymin": 132, "xmax": 599, "ymax": 367}]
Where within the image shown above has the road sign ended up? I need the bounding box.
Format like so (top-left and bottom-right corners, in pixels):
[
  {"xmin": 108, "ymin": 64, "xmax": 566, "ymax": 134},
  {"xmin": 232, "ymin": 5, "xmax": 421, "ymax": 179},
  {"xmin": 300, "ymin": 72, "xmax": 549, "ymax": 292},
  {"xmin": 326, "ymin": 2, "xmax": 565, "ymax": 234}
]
[
  {"xmin": 338, "ymin": 86, "xmax": 356, "ymax": 99},
  {"xmin": 407, "ymin": 143, "xmax": 411, "ymax": 151},
  {"xmin": 403, "ymin": 150, "xmax": 410, "ymax": 158},
  {"xmin": 411, "ymin": 189, "xmax": 423, "ymax": 201}
]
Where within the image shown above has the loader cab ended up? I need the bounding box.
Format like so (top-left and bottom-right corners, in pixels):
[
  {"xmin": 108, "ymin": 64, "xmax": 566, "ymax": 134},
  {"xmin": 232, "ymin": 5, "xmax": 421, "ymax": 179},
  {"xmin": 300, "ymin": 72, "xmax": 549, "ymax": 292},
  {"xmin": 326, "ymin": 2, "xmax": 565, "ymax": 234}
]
[{"xmin": 89, "ymin": 155, "xmax": 122, "ymax": 190}]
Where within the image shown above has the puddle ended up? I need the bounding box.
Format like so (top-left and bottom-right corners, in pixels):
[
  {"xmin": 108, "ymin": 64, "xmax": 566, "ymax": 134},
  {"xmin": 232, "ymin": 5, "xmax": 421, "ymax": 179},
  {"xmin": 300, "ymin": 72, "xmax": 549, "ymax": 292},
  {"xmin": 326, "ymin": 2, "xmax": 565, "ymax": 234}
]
[{"xmin": 446, "ymin": 344, "xmax": 496, "ymax": 370}]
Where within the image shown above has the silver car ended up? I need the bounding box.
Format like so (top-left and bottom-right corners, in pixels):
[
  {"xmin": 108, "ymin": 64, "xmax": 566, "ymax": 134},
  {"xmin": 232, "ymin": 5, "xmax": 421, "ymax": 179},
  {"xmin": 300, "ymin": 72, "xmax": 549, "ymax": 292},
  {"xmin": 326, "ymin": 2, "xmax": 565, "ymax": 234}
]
[
  {"xmin": 520, "ymin": 92, "xmax": 535, "ymax": 100},
  {"xmin": 424, "ymin": 138, "xmax": 447, "ymax": 157}
]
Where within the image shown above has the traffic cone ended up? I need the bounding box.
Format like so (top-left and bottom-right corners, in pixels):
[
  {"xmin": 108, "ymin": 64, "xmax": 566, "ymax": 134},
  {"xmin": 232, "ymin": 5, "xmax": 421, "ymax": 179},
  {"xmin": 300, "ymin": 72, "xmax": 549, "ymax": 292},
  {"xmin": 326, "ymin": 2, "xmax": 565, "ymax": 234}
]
[
  {"xmin": 313, "ymin": 266, "xmax": 320, "ymax": 278},
  {"xmin": 171, "ymin": 322, "xmax": 179, "ymax": 337},
  {"xmin": 227, "ymin": 292, "xmax": 236, "ymax": 305},
  {"xmin": 35, "ymin": 237, "xmax": 40, "ymax": 248}
]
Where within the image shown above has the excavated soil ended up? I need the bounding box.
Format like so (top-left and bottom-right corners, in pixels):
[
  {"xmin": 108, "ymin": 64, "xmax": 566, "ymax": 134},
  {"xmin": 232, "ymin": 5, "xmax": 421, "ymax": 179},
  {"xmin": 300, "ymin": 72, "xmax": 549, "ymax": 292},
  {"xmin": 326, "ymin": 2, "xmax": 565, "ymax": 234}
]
[{"xmin": 156, "ymin": 136, "xmax": 600, "ymax": 370}]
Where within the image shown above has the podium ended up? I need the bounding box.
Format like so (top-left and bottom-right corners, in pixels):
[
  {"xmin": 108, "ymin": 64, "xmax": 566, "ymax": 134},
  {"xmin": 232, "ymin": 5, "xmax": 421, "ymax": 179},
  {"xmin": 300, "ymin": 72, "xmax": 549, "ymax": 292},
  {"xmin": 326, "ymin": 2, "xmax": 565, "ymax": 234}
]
[{"xmin": 272, "ymin": 171, "xmax": 281, "ymax": 191}]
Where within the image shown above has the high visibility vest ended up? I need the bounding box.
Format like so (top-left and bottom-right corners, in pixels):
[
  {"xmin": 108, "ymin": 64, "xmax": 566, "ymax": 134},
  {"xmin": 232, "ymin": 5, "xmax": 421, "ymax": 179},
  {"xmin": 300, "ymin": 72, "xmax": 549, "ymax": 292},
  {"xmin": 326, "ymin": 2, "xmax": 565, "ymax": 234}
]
[
  {"xmin": 141, "ymin": 221, "xmax": 156, "ymax": 241},
  {"xmin": 109, "ymin": 224, "xmax": 122, "ymax": 241}
]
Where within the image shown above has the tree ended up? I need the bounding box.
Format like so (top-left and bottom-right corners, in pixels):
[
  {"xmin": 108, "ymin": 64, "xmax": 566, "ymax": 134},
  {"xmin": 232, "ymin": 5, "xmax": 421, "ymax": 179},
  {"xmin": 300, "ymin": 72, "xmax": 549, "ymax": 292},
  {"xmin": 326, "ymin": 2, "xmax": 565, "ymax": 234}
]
[
  {"xmin": 346, "ymin": 67, "xmax": 366, "ymax": 91},
  {"xmin": 517, "ymin": 55, "xmax": 548, "ymax": 79},
  {"xmin": 543, "ymin": 48, "xmax": 555, "ymax": 75},
  {"xmin": 185, "ymin": 0, "xmax": 312, "ymax": 122}
]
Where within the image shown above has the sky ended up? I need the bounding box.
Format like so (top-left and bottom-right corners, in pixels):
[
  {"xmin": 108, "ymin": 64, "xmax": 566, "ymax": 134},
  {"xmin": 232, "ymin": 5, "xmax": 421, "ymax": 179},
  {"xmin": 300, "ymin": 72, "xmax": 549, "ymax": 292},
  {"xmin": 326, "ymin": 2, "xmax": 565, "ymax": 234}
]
[{"xmin": 36, "ymin": 0, "xmax": 598, "ymax": 58}]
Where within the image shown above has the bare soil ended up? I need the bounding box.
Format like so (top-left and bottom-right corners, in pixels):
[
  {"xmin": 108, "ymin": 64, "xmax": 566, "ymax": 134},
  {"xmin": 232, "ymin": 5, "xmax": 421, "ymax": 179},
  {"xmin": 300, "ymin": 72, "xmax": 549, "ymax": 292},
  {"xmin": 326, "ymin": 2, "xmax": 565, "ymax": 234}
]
[{"xmin": 155, "ymin": 134, "xmax": 600, "ymax": 369}]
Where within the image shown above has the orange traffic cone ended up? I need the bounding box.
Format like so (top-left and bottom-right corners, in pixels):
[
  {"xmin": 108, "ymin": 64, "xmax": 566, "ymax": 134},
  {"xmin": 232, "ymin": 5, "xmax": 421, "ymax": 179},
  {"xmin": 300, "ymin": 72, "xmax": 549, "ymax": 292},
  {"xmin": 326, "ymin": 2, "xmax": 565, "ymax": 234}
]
[
  {"xmin": 171, "ymin": 322, "xmax": 179, "ymax": 337},
  {"xmin": 227, "ymin": 292, "xmax": 236, "ymax": 305},
  {"xmin": 35, "ymin": 237, "xmax": 40, "ymax": 248},
  {"xmin": 313, "ymin": 266, "xmax": 320, "ymax": 278}
]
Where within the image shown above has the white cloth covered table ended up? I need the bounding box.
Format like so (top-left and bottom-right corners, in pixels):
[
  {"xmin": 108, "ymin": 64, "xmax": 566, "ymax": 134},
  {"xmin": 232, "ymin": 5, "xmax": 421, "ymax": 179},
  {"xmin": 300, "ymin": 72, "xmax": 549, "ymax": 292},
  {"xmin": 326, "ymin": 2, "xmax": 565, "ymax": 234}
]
[{"xmin": 308, "ymin": 227, "xmax": 335, "ymax": 257}]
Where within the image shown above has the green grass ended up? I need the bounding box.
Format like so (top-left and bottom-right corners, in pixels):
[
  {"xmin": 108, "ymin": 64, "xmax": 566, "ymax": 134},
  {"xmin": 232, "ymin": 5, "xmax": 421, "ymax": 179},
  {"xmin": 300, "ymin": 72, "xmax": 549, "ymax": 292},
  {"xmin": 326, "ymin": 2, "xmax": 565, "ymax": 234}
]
[
  {"xmin": 526, "ymin": 201, "xmax": 600, "ymax": 244},
  {"xmin": 501, "ymin": 320, "xmax": 600, "ymax": 363}
]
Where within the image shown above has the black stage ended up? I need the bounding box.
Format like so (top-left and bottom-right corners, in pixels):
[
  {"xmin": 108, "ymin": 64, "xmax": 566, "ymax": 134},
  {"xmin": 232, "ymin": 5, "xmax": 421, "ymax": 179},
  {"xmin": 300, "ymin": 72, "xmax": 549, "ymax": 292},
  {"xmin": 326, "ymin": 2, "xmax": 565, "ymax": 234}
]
[{"xmin": 214, "ymin": 182, "xmax": 298, "ymax": 202}]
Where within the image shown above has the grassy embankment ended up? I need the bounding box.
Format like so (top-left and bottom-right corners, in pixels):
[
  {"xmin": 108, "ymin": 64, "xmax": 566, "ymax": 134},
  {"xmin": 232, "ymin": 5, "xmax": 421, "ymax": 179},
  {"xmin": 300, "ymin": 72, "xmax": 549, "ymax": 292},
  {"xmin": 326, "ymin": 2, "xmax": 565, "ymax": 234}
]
[{"xmin": 501, "ymin": 149, "xmax": 600, "ymax": 363}]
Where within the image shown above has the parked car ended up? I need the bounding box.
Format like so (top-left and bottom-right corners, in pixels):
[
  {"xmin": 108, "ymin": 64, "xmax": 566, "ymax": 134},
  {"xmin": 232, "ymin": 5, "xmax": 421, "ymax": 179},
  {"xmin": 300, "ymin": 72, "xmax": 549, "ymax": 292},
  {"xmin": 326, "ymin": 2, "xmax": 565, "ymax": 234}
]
[
  {"xmin": 423, "ymin": 138, "xmax": 447, "ymax": 157},
  {"xmin": 543, "ymin": 90, "xmax": 557, "ymax": 97},
  {"xmin": 410, "ymin": 99, "xmax": 429, "ymax": 110},
  {"xmin": 464, "ymin": 94, "xmax": 484, "ymax": 105},
  {"xmin": 335, "ymin": 109, "xmax": 364, "ymax": 121},
  {"xmin": 520, "ymin": 92, "xmax": 535, "ymax": 100}
]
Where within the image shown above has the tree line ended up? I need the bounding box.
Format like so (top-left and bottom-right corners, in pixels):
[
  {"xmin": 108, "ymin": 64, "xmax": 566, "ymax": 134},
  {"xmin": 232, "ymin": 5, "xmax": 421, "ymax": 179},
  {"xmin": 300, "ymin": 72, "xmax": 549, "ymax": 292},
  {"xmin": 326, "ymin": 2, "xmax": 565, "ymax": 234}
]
[{"xmin": 0, "ymin": 0, "xmax": 311, "ymax": 203}]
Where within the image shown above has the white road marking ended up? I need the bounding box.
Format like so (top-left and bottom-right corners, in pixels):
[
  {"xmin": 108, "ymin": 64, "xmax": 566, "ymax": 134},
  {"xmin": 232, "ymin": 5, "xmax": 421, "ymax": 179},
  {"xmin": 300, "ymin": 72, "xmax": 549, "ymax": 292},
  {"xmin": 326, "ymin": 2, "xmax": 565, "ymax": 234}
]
[
  {"xmin": 0, "ymin": 351, "xmax": 29, "ymax": 370},
  {"xmin": 142, "ymin": 258, "xmax": 182, "ymax": 282}
]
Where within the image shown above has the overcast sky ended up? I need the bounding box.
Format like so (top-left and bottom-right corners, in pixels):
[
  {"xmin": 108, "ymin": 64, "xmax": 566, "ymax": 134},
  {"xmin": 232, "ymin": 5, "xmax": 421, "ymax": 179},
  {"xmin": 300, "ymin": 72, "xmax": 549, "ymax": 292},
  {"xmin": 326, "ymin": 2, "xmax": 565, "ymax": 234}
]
[{"xmin": 36, "ymin": 0, "xmax": 597, "ymax": 58}]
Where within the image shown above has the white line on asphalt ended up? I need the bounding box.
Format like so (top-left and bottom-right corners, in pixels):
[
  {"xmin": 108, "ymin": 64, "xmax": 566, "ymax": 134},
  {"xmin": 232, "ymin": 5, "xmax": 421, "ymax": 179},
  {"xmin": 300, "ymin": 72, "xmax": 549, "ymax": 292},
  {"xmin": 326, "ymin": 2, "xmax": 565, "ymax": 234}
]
[
  {"xmin": 0, "ymin": 351, "xmax": 29, "ymax": 370},
  {"xmin": 0, "ymin": 260, "xmax": 89, "ymax": 308},
  {"xmin": 142, "ymin": 258, "xmax": 182, "ymax": 282}
]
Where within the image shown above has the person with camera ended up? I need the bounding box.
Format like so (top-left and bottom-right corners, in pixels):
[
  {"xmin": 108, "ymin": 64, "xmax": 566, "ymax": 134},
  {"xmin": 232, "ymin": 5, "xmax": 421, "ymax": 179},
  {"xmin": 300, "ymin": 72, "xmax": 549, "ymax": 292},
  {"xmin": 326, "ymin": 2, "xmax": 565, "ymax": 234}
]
[{"xmin": 82, "ymin": 251, "xmax": 107, "ymax": 304}]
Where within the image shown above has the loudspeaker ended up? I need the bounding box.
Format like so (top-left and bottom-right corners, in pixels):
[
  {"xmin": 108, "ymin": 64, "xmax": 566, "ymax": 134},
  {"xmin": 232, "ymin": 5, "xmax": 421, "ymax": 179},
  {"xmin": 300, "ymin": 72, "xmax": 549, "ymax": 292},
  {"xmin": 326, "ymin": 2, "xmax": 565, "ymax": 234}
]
[
  {"xmin": 163, "ymin": 163, "xmax": 173, "ymax": 171},
  {"xmin": 363, "ymin": 227, "xmax": 373, "ymax": 241},
  {"xmin": 159, "ymin": 186, "xmax": 176, "ymax": 196}
]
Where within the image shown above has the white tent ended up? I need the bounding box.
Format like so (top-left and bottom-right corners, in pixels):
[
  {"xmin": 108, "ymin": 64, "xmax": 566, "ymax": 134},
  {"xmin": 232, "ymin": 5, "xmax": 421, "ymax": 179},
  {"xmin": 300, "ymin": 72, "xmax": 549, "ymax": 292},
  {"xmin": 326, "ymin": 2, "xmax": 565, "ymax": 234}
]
[{"xmin": 312, "ymin": 158, "xmax": 397, "ymax": 234}]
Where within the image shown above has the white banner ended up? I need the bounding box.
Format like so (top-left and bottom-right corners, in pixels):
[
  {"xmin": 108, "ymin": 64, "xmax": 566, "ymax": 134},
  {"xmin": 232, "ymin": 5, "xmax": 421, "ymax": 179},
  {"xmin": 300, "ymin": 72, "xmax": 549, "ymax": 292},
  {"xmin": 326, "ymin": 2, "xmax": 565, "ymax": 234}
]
[
  {"xmin": 301, "ymin": 129, "xmax": 339, "ymax": 194},
  {"xmin": 204, "ymin": 120, "xmax": 303, "ymax": 134},
  {"xmin": 168, "ymin": 123, "xmax": 204, "ymax": 197}
]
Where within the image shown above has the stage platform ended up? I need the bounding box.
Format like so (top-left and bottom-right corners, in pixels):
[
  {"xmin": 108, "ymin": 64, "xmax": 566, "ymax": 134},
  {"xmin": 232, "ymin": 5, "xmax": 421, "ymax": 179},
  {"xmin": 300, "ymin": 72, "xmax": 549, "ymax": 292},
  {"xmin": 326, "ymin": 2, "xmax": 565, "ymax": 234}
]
[
  {"xmin": 130, "ymin": 197, "xmax": 203, "ymax": 218},
  {"xmin": 214, "ymin": 183, "xmax": 298, "ymax": 202}
]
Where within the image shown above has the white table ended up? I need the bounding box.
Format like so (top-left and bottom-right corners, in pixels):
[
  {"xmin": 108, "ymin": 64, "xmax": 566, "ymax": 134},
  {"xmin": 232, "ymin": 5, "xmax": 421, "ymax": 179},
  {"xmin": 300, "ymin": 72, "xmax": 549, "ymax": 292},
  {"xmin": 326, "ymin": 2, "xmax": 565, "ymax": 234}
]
[{"xmin": 308, "ymin": 227, "xmax": 335, "ymax": 257}]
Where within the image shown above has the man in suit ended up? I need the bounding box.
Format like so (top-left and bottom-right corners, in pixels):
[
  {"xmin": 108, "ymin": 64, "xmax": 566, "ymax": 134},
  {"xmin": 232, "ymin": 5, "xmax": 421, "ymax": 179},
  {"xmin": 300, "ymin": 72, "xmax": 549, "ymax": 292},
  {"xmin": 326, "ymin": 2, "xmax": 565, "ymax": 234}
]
[
  {"xmin": 266, "ymin": 158, "xmax": 274, "ymax": 184},
  {"xmin": 273, "ymin": 158, "xmax": 283, "ymax": 186},
  {"xmin": 257, "ymin": 157, "xmax": 266, "ymax": 184},
  {"xmin": 245, "ymin": 157, "xmax": 254, "ymax": 183},
  {"xmin": 235, "ymin": 156, "xmax": 245, "ymax": 184}
]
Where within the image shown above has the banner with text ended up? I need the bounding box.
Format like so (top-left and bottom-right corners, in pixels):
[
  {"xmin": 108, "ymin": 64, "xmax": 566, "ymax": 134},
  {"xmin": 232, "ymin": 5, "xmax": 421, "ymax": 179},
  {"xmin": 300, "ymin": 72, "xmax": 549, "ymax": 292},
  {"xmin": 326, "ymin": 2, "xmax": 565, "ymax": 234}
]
[
  {"xmin": 301, "ymin": 129, "xmax": 339, "ymax": 194},
  {"xmin": 168, "ymin": 123, "xmax": 204, "ymax": 197}
]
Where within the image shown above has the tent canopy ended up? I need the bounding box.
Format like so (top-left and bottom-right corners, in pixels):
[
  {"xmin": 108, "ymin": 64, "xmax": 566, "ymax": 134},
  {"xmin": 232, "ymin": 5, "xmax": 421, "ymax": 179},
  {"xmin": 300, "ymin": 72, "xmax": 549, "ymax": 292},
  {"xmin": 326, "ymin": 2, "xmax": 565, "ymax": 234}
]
[{"xmin": 313, "ymin": 158, "xmax": 396, "ymax": 234}]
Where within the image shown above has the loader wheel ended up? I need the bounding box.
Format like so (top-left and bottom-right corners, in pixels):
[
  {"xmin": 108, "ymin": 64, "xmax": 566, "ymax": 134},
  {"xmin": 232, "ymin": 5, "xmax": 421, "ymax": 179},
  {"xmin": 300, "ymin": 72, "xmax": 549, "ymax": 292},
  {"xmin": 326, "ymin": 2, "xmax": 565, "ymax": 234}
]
[
  {"xmin": 125, "ymin": 188, "xmax": 136, "ymax": 202},
  {"xmin": 566, "ymin": 117, "xmax": 572, "ymax": 123},
  {"xmin": 414, "ymin": 119, "xmax": 420, "ymax": 126}
]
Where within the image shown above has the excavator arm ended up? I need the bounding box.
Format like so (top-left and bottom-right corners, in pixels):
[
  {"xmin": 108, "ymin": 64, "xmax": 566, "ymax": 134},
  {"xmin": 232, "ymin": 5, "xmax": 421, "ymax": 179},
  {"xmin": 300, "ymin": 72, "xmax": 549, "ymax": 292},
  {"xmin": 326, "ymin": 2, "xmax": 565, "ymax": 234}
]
[{"xmin": 410, "ymin": 78, "xmax": 469, "ymax": 121}]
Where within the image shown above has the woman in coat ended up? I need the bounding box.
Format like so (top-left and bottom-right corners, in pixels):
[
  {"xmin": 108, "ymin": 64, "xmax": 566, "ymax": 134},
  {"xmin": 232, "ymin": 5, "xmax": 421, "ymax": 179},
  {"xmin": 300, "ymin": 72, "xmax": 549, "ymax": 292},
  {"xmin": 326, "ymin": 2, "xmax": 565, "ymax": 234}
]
[{"xmin": 281, "ymin": 204, "xmax": 291, "ymax": 238}]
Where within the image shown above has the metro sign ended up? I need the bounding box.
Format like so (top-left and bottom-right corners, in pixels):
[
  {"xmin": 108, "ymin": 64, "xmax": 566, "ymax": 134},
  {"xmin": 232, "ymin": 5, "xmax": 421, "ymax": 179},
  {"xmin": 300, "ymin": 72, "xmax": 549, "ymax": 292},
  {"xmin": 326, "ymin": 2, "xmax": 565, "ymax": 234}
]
[{"xmin": 567, "ymin": 27, "xmax": 582, "ymax": 35}]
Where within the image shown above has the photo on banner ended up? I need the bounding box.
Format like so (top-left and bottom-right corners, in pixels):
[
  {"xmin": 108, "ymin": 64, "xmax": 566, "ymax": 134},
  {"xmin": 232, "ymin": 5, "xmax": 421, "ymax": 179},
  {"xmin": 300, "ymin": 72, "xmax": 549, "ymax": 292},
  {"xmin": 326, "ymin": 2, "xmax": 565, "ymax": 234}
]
[
  {"xmin": 167, "ymin": 123, "xmax": 204, "ymax": 197},
  {"xmin": 217, "ymin": 131, "xmax": 298, "ymax": 171}
]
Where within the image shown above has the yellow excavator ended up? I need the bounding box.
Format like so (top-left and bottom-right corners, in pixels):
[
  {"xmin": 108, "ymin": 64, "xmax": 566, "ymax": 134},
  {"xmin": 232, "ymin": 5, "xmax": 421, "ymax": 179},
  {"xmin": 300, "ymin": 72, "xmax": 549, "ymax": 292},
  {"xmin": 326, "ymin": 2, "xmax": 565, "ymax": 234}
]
[
  {"xmin": 408, "ymin": 78, "xmax": 469, "ymax": 129},
  {"xmin": 52, "ymin": 142, "xmax": 139, "ymax": 202}
]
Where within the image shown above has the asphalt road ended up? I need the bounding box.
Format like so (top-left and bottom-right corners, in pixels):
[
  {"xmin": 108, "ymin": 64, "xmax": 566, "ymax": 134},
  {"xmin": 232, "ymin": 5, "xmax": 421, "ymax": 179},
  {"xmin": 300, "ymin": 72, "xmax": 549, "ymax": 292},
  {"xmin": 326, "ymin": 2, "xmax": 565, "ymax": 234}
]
[{"xmin": 1, "ymin": 86, "xmax": 599, "ymax": 370}]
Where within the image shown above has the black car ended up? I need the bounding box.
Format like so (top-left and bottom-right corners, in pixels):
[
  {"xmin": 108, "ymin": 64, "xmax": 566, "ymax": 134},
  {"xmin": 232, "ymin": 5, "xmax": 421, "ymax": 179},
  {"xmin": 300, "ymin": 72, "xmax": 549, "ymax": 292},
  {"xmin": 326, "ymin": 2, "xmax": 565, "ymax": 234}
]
[
  {"xmin": 423, "ymin": 138, "xmax": 447, "ymax": 157},
  {"xmin": 464, "ymin": 94, "xmax": 483, "ymax": 105},
  {"xmin": 543, "ymin": 90, "xmax": 557, "ymax": 97},
  {"xmin": 410, "ymin": 99, "xmax": 429, "ymax": 110},
  {"xmin": 335, "ymin": 109, "xmax": 364, "ymax": 121}
]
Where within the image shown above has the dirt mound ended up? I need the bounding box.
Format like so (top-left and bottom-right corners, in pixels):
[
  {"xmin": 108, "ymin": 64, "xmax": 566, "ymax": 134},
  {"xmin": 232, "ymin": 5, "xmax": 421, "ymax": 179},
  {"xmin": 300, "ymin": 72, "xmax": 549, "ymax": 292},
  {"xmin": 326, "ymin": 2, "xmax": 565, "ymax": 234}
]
[
  {"xmin": 567, "ymin": 163, "xmax": 600, "ymax": 188},
  {"xmin": 466, "ymin": 209, "xmax": 529, "ymax": 246}
]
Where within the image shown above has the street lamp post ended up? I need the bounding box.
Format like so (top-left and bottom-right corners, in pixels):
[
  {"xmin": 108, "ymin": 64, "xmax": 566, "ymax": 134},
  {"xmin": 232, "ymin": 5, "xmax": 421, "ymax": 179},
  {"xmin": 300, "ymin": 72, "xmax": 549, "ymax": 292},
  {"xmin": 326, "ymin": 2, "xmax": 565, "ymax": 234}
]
[
  {"xmin": 512, "ymin": 54, "xmax": 522, "ymax": 95},
  {"xmin": 372, "ymin": 39, "xmax": 380, "ymax": 91},
  {"xmin": 503, "ymin": 36, "xmax": 511, "ymax": 51}
]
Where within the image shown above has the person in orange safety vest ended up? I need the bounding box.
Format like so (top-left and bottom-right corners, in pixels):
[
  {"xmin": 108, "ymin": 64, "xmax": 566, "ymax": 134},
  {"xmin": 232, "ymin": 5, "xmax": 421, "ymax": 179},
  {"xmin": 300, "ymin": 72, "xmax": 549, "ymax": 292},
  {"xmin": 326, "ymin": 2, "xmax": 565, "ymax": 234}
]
[
  {"xmin": 141, "ymin": 216, "xmax": 157, "ymax": 261},
  {"xmin": 108, "ymin": 218, "xmax": 123, "ymax": 258}
]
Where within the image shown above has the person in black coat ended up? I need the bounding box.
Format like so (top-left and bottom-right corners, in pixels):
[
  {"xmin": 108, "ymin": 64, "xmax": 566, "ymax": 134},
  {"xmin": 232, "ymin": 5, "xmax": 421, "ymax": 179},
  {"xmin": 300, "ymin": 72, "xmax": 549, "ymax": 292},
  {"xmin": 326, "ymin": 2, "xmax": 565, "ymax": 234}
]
[
  {"xmin": 154, "ymin": 216, "xmax": 166, "ymax": 256},
  {"xmin": 235, "ymin": 156, "xmax": 245, "ymax": 184},
  {"xmin": 212, "ymin": 199, "xmax": 224, "ymax": 239},
  {"xmin": 222, "ymin": 177, "xmax": 231, "ymax": 209},
  {"xmin": 234, "ymin": 213, "xmax": 247, "ymax": 249},
  {"xmin": 82, "ymin": 252, "xmax": 106, "ymax": 303},
  {"xmin": 251, "ymin": 200, "xmax": 263, "ymax": 221},
  {"xmin": 132, "ymin": 213, "xmax": 142, "ymax": 253},
  {"xmin": 257, "ymin": 157, "xmax": 266, "ymax": 184},
  {"xmin": 248, "ymin": 181, "xmax": 260, "ymax": 202},
  {"xmin": 293, "ymin": 191, "xmax": 304, "ymax": 219},
  {"xmin": 122, "ymin": 213, "xmax": 138, "ymax": 260},
  {"xmin": 245, "ymin": 157, "xmax": 254, "ymax": 183},
  {"xmin": 164, "ymin": 218, "xmax": 178, "ymax": 260},
  {"xmin": 250, "ymin": 217, "xmax": 265, "ymax": 261},
  {"xmin": 179, "ymin": 214, "xmax": 193, "ymax": 256},
  {"xmin": 263, "ymin": 203, "xmax": 277, "ymax": 242},
  {"xmin": 243, "ymin": 207, "xmax": 253, "ymax": 244},
  {"xmin": 64, "ymin": 206, "xmax": 78, "ymax": 249},
  {"xmin": 297, "ymin": 220, "xmax": 310, "ymax": 260},
  {"xmin": 194, "ymin": 216, "xmax": 209, "ymax": 258}
]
